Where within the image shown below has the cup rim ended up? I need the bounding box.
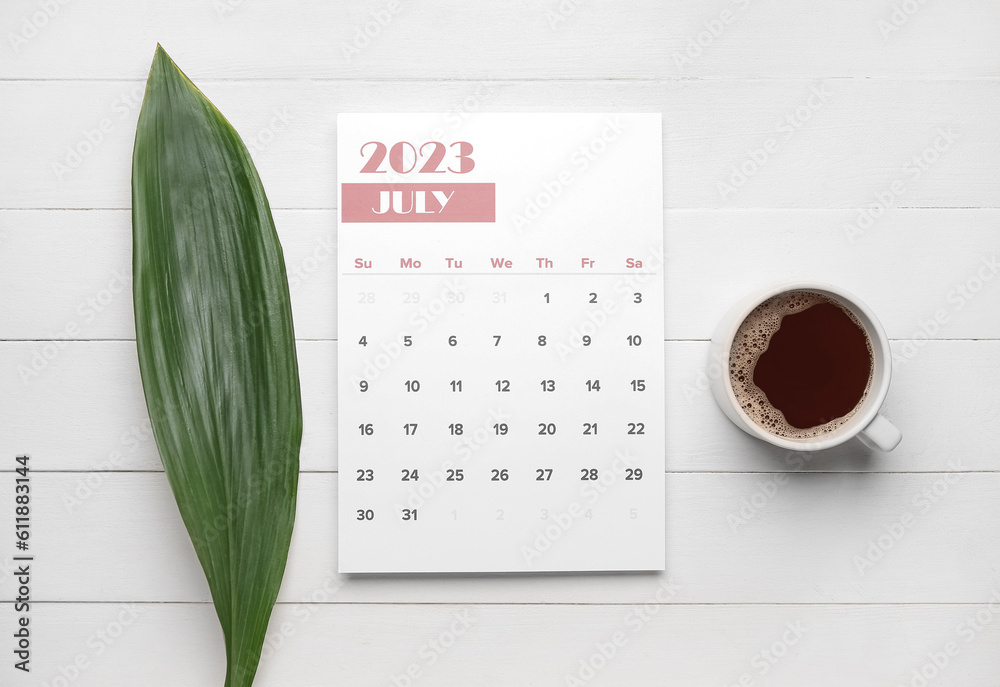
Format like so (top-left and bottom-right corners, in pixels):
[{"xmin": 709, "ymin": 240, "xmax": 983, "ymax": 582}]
[{"xmin": 717, "ymin": 280, "xmax": 892, "ymax": 451}]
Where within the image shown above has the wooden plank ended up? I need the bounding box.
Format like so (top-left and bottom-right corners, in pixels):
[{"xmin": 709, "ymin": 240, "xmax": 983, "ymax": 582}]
[
  {"xmin": 2, "ymin": 340, "xmax": 997, "ymax": 473},
  {"xmin": 2, "ymin": 602, "xmax": 998, "ymax": 687},
  {"xmin": 2, "ymin": 0, "xmax": 997, "ymax": 79},
  {"xmin": 0, "ymin": 340, "xmax": 338, "ymax": 473},
  {"xmin": 3, "ymin": 209, "xmax": 998, "ymax": 342},
  {"xmin": 666, "ymin": 210, "xmax": 1000, "ymax": 342},
  {"xmin": 668, "ymin": 339, "xmax": 1000, "ymax": 472},
  {"xmin": 2, "ymin": 472, "xmax": 996, "ymax": 604},
  {"xmin": 2, "ymin": 79, "xmax": 997, "ymax": 210},
  {"xmin": 0, "ymin": 209, "xmax": 338, "ymax": 341}
]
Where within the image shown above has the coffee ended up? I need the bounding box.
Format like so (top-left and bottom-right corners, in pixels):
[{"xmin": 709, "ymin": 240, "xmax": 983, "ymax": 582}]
[{"xmin": 729, "ymin": 290, "xmax": 874, "ymax": 439}]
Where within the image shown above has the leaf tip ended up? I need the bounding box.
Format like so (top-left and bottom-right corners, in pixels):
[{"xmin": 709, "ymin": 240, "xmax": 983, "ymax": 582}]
[
  {"xmin": 146, "ymin": 44, "xmax": 206, "ymax": 102},
  {"xmin": 151, "ymin": 43, "xmax": 173, "ymax": 74}
]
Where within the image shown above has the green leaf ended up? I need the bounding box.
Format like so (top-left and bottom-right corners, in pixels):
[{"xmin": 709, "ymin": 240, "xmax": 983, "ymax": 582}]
[{"xmin": 131, "ymin": 45, "xmax": 301, "ymax": 687}]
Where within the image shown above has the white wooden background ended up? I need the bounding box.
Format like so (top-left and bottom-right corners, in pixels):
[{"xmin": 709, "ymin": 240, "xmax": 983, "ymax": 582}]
[{"xmin": 2, "ymin": 1, "xmax": 999, "ymax": 685}]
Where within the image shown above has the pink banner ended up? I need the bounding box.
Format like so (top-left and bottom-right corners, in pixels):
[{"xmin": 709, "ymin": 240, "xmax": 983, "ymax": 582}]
[{"xmin": 342, "ymin": 183, "xmax": 496, "ymax": 223}]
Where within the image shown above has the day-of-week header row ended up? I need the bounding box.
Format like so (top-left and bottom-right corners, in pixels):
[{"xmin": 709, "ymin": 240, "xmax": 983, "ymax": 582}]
[{"xmin": 353, "ymin": 257, "xmax": 650, "ymax": 269}]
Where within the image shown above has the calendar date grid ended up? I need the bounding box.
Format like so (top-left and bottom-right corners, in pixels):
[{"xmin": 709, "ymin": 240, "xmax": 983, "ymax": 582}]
[{"xmin": 342, "ymin": 283, "xmax": 660, "ymax": 529}]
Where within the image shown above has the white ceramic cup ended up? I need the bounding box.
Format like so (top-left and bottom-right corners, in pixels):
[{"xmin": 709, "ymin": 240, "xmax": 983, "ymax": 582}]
[{"xmin": 708, "ymin": 281, "xmax": 902, "ymax": 452}]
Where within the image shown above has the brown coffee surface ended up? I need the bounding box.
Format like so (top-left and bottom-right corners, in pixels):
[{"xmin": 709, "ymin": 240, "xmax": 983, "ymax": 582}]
[{"xmin": 729, "ymin": 291, "xmax": 874, "ymax": 438}]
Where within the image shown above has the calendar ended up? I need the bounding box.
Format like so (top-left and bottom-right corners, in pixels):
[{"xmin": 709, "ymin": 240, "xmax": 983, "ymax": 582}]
[{"xmin": 337, "ymin": 113, "xmax": 664, "ymax": 573}]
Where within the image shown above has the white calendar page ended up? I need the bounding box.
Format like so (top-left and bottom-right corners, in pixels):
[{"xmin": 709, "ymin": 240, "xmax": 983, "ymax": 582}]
[{"xmin": 337, "ymin": 113, "xmax": 664, "ymax": 573}]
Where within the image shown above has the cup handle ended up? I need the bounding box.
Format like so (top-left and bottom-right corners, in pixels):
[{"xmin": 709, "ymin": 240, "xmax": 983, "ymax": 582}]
[{"xmin": 858, "ymin": 414, "xmax": 902, "ymax": 452}]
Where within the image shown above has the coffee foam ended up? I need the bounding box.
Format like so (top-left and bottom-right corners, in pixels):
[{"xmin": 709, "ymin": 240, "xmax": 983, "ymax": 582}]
[{"xmin": 729, "ymin": 290, "xmax": 874, "ymax": 439}]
